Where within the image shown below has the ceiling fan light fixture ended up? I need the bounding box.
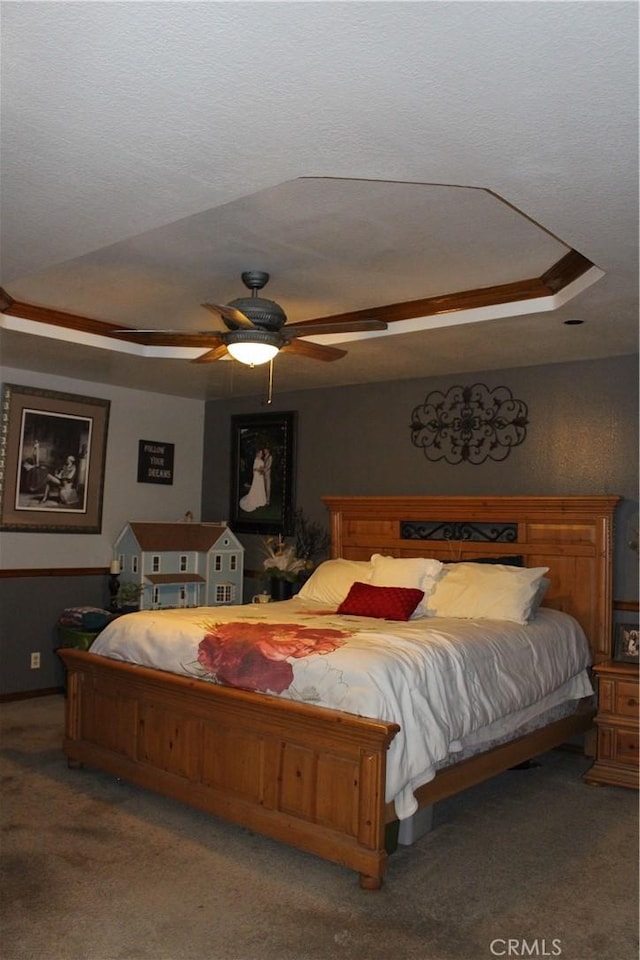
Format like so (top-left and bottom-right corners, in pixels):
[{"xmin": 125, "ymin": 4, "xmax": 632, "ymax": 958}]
[
  {"xmin": 224, "ymin": 329, "xmax": 282, "ymax": 366},
  {"xmin": 227, "ymin": 341, "xmax": 279, "ymax": 365}
]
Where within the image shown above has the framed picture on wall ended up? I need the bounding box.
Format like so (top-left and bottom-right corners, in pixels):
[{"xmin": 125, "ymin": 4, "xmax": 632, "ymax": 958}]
[
  {"xmin": 229, "ymin": 411, "xmax": 296, "ymax": 535},
  {"xmin": 0, "ymin": 383, "xmax": 110, "ymax": 533}
]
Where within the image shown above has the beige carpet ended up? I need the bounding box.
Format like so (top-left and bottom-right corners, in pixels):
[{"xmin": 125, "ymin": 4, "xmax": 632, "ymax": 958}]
[{"xmin": 0, "ymin": 695, "xmax": 638, "ymax": 960}]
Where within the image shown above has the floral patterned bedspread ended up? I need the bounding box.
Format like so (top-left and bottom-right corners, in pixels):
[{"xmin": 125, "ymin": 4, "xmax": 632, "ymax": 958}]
[{"xmin": 89, "ymin": 599, "xmax": 593, "ymax": 818}]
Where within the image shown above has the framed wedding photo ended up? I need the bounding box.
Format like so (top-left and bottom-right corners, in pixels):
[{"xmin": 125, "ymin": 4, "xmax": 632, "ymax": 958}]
[
  {"xmin": 613, "ymin": 622, "xmax": 640, "ymax": 664},
  {"xmin": 229, "ymin": 411, "xmax": 296, "ymax": 535},
  {"xmin": 0, "ymin": 383, "xmax": 110, "ymax": 533}
]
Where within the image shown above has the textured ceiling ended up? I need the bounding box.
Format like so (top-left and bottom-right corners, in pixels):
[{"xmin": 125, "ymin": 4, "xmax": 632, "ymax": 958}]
[{"xmin": 0, "ymin": 1, "xmax": 638, "ymax": 400}]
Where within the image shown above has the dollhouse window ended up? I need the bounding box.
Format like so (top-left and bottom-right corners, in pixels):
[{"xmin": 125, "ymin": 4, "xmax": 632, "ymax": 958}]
[
  {"xmin": 179, "ymin": 555, "xmax": 188, "ymax": 572},
  {"xmin": 152, "ymin": 555, "xmax": 160, "ymax": 572},
  {"xmin": 216, "ymin": 583, "xmax": 234, "ymax": 603},
  {"xmin": 230, "ymin": 555, "xmax": 238, "ymax": 571},
  {"xmin": 131, "ymin": 556, "xmax": 138, "ymax": 573},
  {"xmin": 214, "ymin": 554, "xmax": 222, "ymax": 571}
]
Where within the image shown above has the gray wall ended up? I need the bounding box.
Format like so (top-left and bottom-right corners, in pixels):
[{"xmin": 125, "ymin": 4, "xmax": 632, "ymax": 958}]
[
  {"xmin": 0, "ymin": 366, "xmax": 205, "ymax": 697},
  {"xmin": 202, "ymin": 355, "xmax": 639, "ymax": 602},
  {"xmin": 1, "ymin": 353, "xmax": 636, "ymax": 697},
  {"xmin": 0, "ymin": 575, "xmax": 108, "ymax": 695},
  {"xmin": 0, "ymin": 366, "xmax": 205, "ymax": 570}
]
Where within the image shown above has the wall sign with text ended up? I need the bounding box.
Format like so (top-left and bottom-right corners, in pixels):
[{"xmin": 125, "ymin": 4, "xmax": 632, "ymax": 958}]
[{"xmin": 137, "ymin": 440, "xmax": 174, "ymax": 485}]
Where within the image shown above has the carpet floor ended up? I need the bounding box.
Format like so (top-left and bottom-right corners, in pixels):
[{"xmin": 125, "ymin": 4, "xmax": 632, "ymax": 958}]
[{"xmin": 0, "ymin": 695, "xmax": 637, "ymax": 960}]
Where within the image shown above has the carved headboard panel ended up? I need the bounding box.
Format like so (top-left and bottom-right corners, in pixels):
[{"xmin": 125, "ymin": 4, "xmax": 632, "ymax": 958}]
[{"xmin": 322, "ymin": 496, "xmax": 620, "ymax": 664}]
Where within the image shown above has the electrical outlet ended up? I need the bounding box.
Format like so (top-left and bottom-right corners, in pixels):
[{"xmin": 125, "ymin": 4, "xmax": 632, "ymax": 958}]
[{"xmin": 30, "ymin": 652, "xmax": 40, "ymax": 669}]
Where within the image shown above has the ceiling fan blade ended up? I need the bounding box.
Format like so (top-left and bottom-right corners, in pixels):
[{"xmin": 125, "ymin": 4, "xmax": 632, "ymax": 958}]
[
  {"xmin": 201, "ymin": 302, "xmax": 256, "ymax": 329},
  {"xmin": 191, "ymin": 342, "xmax": 229, "ymax": 363},
  {"xmin": 279, "ymin": 339, "xmax": 347, "ymax": 362},
  {"xmin": 113, "ymin": 329, "xmax": 224, "ymax": 347},
  {"xmin": 283, "ymin": 317, "xmax": 387, "ymax": 337}
]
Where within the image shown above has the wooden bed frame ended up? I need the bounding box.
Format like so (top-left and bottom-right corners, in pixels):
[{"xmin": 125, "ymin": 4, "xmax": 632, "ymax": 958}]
[{"xmin": 59, "ymin": 495, "xmax": 619, "ymax": 888}]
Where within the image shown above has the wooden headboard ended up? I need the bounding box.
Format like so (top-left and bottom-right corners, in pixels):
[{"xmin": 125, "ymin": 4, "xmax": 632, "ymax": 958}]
[{"xmin": 322, "ymin": 495, "xmax": 620, "ymax": 664}]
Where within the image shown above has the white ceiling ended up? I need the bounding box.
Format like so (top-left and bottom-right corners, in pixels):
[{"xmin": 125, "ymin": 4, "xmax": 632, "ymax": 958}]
[{"xmin": 1, "ymin": 1, "xmax": 638, "ymax": 400}]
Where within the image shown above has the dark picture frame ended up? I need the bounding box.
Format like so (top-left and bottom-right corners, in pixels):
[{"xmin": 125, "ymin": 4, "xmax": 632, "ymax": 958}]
[
  {"xmin": 137, "ymin": 439, "xmax": 175, "ymax": 485},
  {"xmin": 0, "ymin": 383, "xmax": 110, "ymax": 533},
  {"xmin": 229, "ymin": 411, "xmax": 296, "ymax": 535},
  {"xmin": 613, "ymin": 622, "xmax": 640, "ymax": 663}
]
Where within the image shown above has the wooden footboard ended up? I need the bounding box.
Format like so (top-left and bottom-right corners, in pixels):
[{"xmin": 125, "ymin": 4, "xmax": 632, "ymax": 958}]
[{"xmin": 60, "ymin": 649, "xmax": 399, "ymax": 889}]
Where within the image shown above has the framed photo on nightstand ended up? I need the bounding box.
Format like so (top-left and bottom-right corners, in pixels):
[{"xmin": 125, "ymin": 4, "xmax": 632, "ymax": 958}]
[{"xmin": 613, "ymin": 622, "xmax": 640, "ymax": 663}]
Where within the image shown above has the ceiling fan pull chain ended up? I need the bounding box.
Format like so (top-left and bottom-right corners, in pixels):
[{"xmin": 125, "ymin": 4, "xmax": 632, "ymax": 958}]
[{"xmin": 266, "ymin": 358, "xmax": 275, "ymax": 404}]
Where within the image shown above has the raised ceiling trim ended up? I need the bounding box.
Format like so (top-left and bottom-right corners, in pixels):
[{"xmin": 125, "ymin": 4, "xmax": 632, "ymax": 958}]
[
  {"xmin": 540, "ymin": 250, "xmax": 596, "ymax": 295},
  {"xmin": 0, "ymin": 248, "xmax": 596, "ymax": 349},
  {"xmin": 293, "ymin": 249, "xmax": 595, "ymax": 328},
  {"xmin": 0, "ymin": 245, "xmax": 601, "ymax": 369},
  {"xmin": 0, "ymin": 292, "xmax": 132, "ymax": 339}
]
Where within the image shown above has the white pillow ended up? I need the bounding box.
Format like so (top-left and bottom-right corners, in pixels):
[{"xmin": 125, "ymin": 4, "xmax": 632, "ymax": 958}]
[
  {"xmin": 297, "ymin": 558, "xmax": 373, "ymax": 606},
  {"xmin": 426, "ymin": 562, "xmax": 550, "ymax": 624},
  {"xmin": 369, "ymin": 554, "xmax": 444, "ymax": 617},
  {"xmin": 530, "ymin": 577, "xmax": 551, "ymax": 618}
]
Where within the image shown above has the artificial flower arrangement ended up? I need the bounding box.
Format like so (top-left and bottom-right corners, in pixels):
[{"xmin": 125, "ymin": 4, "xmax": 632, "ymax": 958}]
[
  {"xmin": 261, "ymin": 509, "xmax": 331, "ymax": 584},
  {"xmin": 261, "ymin": 535, "xmax": 310, "ymax": 583}
]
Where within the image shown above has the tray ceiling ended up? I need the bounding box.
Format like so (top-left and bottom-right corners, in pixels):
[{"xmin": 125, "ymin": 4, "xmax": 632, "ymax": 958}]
[{"xmin": 1, "ymin": 2, "xmax": 637, "ymax": 399}]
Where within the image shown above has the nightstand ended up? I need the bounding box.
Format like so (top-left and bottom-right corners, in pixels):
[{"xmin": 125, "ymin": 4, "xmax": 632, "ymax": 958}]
[
  {"xmin": 56, "ymin": 624, "xmax": 102, "ymax": 651},
  {"xmin": 584, "ymin": 660, "xmax": 639, "ymax": 789}
]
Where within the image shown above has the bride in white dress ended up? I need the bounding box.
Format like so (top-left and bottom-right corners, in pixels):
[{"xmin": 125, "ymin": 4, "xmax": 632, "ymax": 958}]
[{"xmin": 239, "ymin": 450, "xmax": 267, "ymax": 512}]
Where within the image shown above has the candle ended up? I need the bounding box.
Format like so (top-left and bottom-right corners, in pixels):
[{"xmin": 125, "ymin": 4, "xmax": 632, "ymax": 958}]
[{"xmin": 110, "ymin": 560, "xmax": 121, "ymax": 575}]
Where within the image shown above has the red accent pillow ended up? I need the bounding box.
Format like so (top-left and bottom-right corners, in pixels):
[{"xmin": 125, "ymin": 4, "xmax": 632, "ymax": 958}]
[{"xmin": 337, "ymin": 582, "xmax": 425, "ymax": 621}]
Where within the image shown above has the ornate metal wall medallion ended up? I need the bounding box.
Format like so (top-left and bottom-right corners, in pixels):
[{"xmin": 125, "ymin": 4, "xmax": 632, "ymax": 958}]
[{"xmin": 409, "ymin": 383, "xmax": 529, "ymax": 464}]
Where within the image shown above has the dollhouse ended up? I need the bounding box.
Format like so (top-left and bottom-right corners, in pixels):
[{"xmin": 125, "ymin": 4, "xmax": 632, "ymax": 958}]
[{"xmin": 113, "ymin": 521, "xmax": 244, "ymax": 610}]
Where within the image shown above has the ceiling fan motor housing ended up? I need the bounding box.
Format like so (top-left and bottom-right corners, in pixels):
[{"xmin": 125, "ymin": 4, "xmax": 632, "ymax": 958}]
[{"xmin": 226, "ymin": 296, "xmax": 287, "ymax": 331}]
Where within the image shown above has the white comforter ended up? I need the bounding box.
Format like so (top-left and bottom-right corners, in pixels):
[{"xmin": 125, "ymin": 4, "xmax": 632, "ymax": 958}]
[{"xmin": 90, "ymin": 600, "xmax": 593, "ymax": 818}]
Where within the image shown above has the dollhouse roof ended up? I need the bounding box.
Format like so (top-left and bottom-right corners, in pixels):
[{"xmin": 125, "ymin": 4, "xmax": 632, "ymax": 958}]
[
  {"xmin": 124, "ymin": 522, "xmax": 240, "ymax": 553},
  {"xmin": 145, "ymin": 573, "xmax": 206, "ymax": 585}
]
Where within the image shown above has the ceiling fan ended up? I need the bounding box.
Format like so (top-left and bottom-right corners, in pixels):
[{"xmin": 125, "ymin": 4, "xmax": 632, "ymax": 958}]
[{"xmin": 119, "ymin": 271, "xmax": 387, "ymax": 366}]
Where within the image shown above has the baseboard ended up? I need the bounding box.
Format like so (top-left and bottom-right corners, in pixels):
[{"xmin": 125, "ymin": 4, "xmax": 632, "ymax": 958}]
[{"xmin": 0, "ymin": 686, "xmax": 64, "ymax": 703}]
